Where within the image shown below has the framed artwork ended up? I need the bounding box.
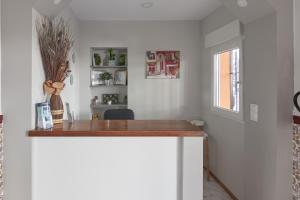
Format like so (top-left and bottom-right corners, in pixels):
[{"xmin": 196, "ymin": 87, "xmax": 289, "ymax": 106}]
[
  {"xmin": 146, "ymin": 50, "xmax": 180, "ymax": 79},
  {"xmin": 102, "ymin": 94, "xmax": 119, "ymax": 104},
  {"xmin": 114, "ymin": 70, "xmax": 127, "ymax": 85},
  {"xmin": 91, "ymin": 70, "xmax": 105, "ymax": 86}
]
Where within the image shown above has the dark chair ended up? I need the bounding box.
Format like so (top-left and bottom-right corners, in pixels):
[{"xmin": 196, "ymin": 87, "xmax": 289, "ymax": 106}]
[{"xmin": 103, "ymin": 109, "xmax": 134, "ymax": 120}]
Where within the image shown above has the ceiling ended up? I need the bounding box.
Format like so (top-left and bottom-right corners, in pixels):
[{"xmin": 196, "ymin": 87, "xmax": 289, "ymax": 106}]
[
  {"xmin": 70, "ymin": 0, "xmax": 222, "ymax": 21},
  {"xmin": 34, "ymin": 0, "xmax": 73, "ymax": 17}
]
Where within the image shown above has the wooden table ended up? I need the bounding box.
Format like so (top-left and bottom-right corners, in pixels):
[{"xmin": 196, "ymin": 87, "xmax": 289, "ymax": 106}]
[{"xmin": 28, "ymin": 120, "xmax": 204, "ymax": 137}]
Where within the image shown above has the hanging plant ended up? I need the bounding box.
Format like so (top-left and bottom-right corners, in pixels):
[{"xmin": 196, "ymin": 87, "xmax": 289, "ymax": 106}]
[{"xmin": 36, "ymin": 16, "xmax": 74, "ymax": 124}]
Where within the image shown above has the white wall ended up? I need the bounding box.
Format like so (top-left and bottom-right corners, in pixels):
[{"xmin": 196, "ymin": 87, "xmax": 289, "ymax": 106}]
[
  {"xmin": 200, "ymin": 4, "xmax": 294, "ymax": 200},
  {"xmin": 32, "ymin": 8, "xmax": 45, "ymax": 125},
  {"xmin": 78, "ymin": 21, "xmax": 203, "ymax": 120},
  {"xmin": 271, "ymin": 0, "xmax": 294, "ymax": 199},
  {"xmin": 199, "ymin": 7, "xmax": 245, "ymax": 199},
  {"xmin": 2, "ymin": 1, "xmax": 35, "ymax": 200},
  {"xmin": 243, "ymin": 13, "xmax": 278, "ymax": 200}
]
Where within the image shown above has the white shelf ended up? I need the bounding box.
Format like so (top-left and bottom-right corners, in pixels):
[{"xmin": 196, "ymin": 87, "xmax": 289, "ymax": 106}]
[
  {"xmin": 92, "ymin": 103, "xmax": 128, "ymax": 109},
  {"xmin": 90, "ymin": 84, "xmax": 127, "ymax": 88},
  {"xmin": 91, "ymin": 65, "xmax": 127, "ymax": 69}
]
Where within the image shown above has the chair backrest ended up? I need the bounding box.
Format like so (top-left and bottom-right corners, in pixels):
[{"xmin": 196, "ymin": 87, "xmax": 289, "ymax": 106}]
[{"xmin": 103, "ymin": 109, "xmax": 134, "ymax": 120}]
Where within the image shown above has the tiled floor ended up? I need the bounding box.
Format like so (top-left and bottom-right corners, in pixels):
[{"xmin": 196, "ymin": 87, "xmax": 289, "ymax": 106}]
[{"xmin": 203, "ymin": 174, "xmax": 232, "ymax": 200}]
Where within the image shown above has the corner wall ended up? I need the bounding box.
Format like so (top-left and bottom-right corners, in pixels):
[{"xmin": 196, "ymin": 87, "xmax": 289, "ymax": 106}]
[
  {"xmin": 200, "ymin": 3, "xmax": 293, "ymax": 200},
  {"xmin": 243, "ymin": 13, "xmax": 278, "ymax": 200},
  {"xmin": 199, "ymin": 7, "xmax": 245, "ymax": 199},
  {"xmin": 2, "ymin": 1, "xmax": 35, "ymax": 200}
]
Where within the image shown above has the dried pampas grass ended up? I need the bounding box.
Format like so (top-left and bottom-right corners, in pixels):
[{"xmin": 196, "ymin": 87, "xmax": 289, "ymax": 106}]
[{"xmin": 36, "ymin": 16, "xmax": 74, "ymax": 82}]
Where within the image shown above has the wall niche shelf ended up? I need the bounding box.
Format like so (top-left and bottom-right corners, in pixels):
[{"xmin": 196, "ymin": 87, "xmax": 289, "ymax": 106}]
[
  {"xmin": 90, "ymin": 47, "xmax": 128, "ymax": 119},
  {"xmin": 92, "ymin": 103, "xmax": 128, "ymax": 109},
  {"xmin": 91, "ymin": 66, "xmax": 127, "ymax": 69},
  {"xmin": 90, "ymin": 85, "xmax": 128, "ymax": 88}
]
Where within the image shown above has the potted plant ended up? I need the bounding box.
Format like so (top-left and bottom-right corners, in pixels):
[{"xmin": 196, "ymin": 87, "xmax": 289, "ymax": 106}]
[
  {"xmin": 107, "ymin": 48, "xmax": 116, "ymax": 66},
  {"xmin": 118, "ymin": 53, "xmax": 127, "ymax": 66},
  {"xmin": 93, "ymin": 53, "xmax": 101, "ymax": 66},
  {"xmin": 100, "ymin": 72, "xmax": 113, "ymax": 85}
]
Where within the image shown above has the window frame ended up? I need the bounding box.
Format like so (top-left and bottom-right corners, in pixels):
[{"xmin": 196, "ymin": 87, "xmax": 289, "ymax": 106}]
[{"xmin": 210, "ymin": 38, "xmax": 244, "ymax": 122}]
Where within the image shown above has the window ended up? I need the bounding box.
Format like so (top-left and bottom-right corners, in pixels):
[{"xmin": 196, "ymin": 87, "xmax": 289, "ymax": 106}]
[{"xmin": 212, "ymin": 39, "xmax": 243, "ymax": 121}]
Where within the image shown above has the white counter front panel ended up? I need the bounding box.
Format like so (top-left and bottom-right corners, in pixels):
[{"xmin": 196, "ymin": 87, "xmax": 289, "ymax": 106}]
[{"xmin": 32, "ymin": 137, "xmax": 203, "ymax": 200}]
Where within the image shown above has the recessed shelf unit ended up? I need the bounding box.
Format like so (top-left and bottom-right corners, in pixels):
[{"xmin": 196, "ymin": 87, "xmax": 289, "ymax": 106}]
[{"xmin": 90, "ymin": 47, "xmax": 128, "ymax": 119}]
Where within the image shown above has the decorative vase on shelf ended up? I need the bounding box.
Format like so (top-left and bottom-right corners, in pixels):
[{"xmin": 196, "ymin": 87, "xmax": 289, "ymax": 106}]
[
  {"xmin": 94, "ymin": 53, "xmax": 101, "ymax": 66},
  {"xmin": 43, "ymin": 80, "xmax": 65, "ymax": 124},
  {"xmin": 118, "ymin": 54, "xmax": 126, "ymax": 66},
  {"xmin": 50, "ymin": 94, "xmax": 64, "ymax": 124},
  {"xmin": 105, "ymin": 79, "xmax": 111, "ymax": 86},
  {"xmin": 107, "ymin": 48, "xmax": 116, "ymax": 66},
  {"xmin": 108, "ymin": 60, "xmax": 115, "ymax": 66},
  {"xmin": 36, "ymin": 17, "xmax": 73, "ymax": 125},
  {"xmin": 100, "ymin": 72, "xmax": 113, "ymax": 86}
]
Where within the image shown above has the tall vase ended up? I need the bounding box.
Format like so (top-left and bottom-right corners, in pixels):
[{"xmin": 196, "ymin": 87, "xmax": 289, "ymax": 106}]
[{"xmin": 50, "ymin": 94, "xmax": 64, "ymax": 124}]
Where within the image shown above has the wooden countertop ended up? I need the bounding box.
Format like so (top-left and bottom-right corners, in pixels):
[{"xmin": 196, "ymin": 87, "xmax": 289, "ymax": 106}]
[{"xmin": 28, "ymin": 120, "xmax": 203, "ymax": 137}]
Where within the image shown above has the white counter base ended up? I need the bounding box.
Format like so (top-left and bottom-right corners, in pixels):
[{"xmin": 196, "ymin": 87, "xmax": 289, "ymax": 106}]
[{"xmin": 32, "ymin": 137, "xmax": 203, "ymax": 200}]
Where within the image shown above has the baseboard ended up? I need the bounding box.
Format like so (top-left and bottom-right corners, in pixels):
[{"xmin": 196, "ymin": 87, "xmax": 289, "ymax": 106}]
[{"xmin": 204, "ymin": 167, "xmax": 239, "ymax": 200}]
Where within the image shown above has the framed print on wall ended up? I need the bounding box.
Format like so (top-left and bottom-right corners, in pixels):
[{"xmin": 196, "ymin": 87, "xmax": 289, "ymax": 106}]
[
  {"xmin": 114, "ymin": 70, "xmax": 127, "ymax": 85},
  {"xmin": 102, "ymin": 94, "xmax": 119, "ymax": 104},
  {"xmin": 91, "ymin": 70, "xmax": 105, "ymax": 86},
  {"xmin": 146, "ymin": 50, "xmax": 180, "ymax": 79}
]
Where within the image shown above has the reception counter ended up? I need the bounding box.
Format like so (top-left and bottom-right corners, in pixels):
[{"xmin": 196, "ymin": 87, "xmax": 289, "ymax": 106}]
[
  {"xmin": 29, "ymin": 120, "xmax": 204, "ymax": 137},
  {"xmin": 29, "ymin": 120, "xmax": 204, "ymax": 200}
]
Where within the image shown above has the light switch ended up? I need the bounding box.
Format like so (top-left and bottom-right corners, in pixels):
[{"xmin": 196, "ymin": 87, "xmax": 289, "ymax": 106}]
[{"xmin": 250, "ymin": 104, "xmax": 258, "ymax": 122}]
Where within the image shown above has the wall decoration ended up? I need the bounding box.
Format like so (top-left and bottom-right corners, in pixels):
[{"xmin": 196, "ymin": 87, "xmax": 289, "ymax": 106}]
[
  {"xmin": 91, "ymin": 70, "xmax": 105, "ymax": 86},
  {"xmin": 36, "ymin": 102, "xmax": 53, "ymax": 129},
  {"xmin": 69, "ymin": 74, "xmax": 74, "ymax": 85},
  {"xmin": 100, "ymin": 72, "xmax": 113, "ymax": 86},
  {"xmin": 114, "ymin": 70, "xmax": 127, "ymax": 85},
  {"xmin": 102, "ymin": 94, "xmax": 119, "ymax": 105},
  {"xmin": 107, "ymin": 48, "xmax": 116, "ymax": 66},
  {"xmin": 146, "ymin": 51, "xmax": 180, "ymax": 79},
  {"xmin": 118, "ymin": 54, "xmax": 127, "ymax": 66},
  {"xmin": 36, "ymin": 17, "xmax": 73, "ymax": 124},
  {"xmin": 93, "ymin": 53, "xmax": 102, "ymax": 66},
  {"xmin": 72, "ymin": 52, "xmax": 76, "ymax": 64}
]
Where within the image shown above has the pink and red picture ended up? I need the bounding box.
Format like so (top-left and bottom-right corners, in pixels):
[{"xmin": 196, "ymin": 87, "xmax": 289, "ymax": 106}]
[{"xmin": 146, "ymin": 51, "xmax": 180, "ymax": 79}]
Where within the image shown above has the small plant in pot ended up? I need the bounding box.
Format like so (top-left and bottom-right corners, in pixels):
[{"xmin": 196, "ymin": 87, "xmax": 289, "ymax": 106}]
[
  {"xmin": 118, "ymin": 54, "xmax": 127, "ymax": 66},
  {"xmin": 94, "ymin": 53, "xmax": 101, "ymax": 66},
  {"xmin": 107, "ymin": 48, "xmax": 116, "ymax": 66},
  {"xmin": 100, "ymin": 72, "xmax": 113, "ymax": 85}
]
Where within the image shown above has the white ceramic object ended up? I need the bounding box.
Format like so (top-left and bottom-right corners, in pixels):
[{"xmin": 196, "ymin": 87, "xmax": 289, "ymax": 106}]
[{"xmin": 108, "ymin": 60, "xmax": 115, "ymax": 66}]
